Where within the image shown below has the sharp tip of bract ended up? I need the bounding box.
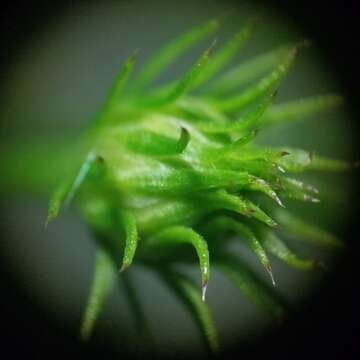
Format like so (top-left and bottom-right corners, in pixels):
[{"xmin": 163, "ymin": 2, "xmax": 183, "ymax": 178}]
[
  {"xmin": 201, "ymin": 282, "xmax": 208, "ymax": 302},
  {"xmin": 290, "ymin": 40, "xmax": 309, "ymax": 62},
  {"xmin": 269, "ymin": 189, "xmax": 285, "ymax": 208},
  {"xmin": 180, "ymin": 126, "xmax": 190, "ymax": 138},
  {"xmin": 119, "ymin": 262, "xmax": 130, "ymax": 273},
  {"xmin": 266, "ymin": 264, "xmax": 276, "ymax": 286},
  {"xmin": 45, "ymin": 214, "xmax": 55, "ymax": 228},
  {"xmin": 208, "ymin": 38, "xmax": 218, "ymax": 54},
  {"xmin": 129, "ymin": 49, "xmax": 140, "ymax": 62},
  {"xmin": 271, "ymin": 221, "xmax": 279, "ymax": 229},
  {"xmin": 276, "ymin": 164, "xmax": 286, "ymax": 173},
  {"xmin": 275, "ymin": 195, "xmax": 285, "ymax": 208},
  {"xmin": 293, "ymin": 39, "xmax": 311, "ymax": 55},
  {"xmin": 304, "ymin": 195, "xmax": 320, "ymax": 203},
  {"xmin": 307, "ymin": 185, "xmax": 319, "ymax": 194},
  {"xmin": 199, "ymin": 39, "xmax": 217, "ymax": 60}
]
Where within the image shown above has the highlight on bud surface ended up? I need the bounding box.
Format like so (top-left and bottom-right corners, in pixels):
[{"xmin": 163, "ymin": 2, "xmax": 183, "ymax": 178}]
[{"xmin": 0, "ymin": 12, "xmax": 352, "ymax": 356}]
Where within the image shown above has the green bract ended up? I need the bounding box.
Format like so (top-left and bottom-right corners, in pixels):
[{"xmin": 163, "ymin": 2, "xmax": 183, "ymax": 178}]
[{"xmin": 2, "ymin": 17, "xmax": 351, "ymax": 354}]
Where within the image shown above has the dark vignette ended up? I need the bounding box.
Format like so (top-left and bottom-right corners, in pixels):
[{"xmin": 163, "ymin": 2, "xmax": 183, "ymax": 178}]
[{"xmin": 0, "ymin": 1, "xmax": 359, "ymax": 359}]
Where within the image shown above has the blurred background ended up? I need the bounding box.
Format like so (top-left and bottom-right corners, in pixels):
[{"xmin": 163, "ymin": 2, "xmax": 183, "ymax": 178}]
[{"xmin": 0, "ymin": 0, "xmax": 359, "ymax": 359}]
